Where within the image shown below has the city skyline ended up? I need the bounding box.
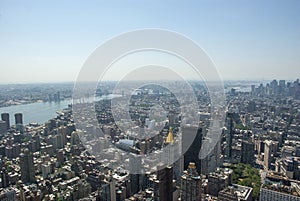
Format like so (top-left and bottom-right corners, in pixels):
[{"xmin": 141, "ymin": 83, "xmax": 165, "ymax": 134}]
[
  {"xmin": 0, "ymin": 2, "xmax": 300, "ymax": 200},
  {"xmin": 0, "ymin": 0, "xmax": 300, "ymax": 83},
  {"xmin": 0, "ymin": 78, "xmax": 299, "ymax": 200}
]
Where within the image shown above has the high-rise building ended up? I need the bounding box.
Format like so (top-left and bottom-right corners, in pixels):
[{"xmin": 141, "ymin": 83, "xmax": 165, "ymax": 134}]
[
  {"xmin": 129, "ymin": 155, "xmax": 143, "ymax": 195},
  {"xmin": 14, "ymin": 113, "xmax": 23, "ymax": 125},
  {"xmin": 0, "ymin": 167, "xmax": 10, "ymax": 188},
  {"xmin": 241, "ymin": 140, "xmax": 255, "ymax": 166},
  {"xmin": 168, "ymin": 111, "xmax": 176, "ymax": 128},
  {"xmin": 225, "ymin": 113, "xmax": 234, "ymax": 160},
  {"xmin": 264, "ymin": 140, "xmax": 277, "ymax": 170},
  {"xmin": 163, "ymin": 128, "xmax": 179, "ymax": 163},
  {"xmin": 251, "ymin": 85, "xmax": 256, "ymax": 95},
  {"xmin": 201, "ymin": 138, "xmax": 222, "ymax": 175},
  {"xmin": 180, "ymin": 162, "xmax": 201, "ymax": 201},
  {"xmin": 56, "ymin": 149, "xmax": 64, "ymax": 167},
  {"xmin": 1, "ymin": 113, "xmax": 10, "ymax": 131},
  {"xmin": 19, "ymin": 149, "xmax": 35, "ymax": 184},
  {"xmin": 154, "ymin": 166, "xmax": 173, "ymax": 201},
  {"xmin": 0, "ymin": 121, "xmax": 7, "ymax": 135},
  {"xmin": 182, "ymin": 126, "xmax": 202, "ymax": 173}
]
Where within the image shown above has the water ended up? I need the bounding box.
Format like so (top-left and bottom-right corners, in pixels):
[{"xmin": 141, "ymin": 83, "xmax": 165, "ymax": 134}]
[
  {"xmin": 225, "ymin": 86, "xmax": 252, "ymax": 93},
  {"xmin": 0, "ymin": 94, "xmax": 121, "ymax": 125},
  {"xmin": 0, "ymin": 99, "xmax": 71, "ymax": 125}
]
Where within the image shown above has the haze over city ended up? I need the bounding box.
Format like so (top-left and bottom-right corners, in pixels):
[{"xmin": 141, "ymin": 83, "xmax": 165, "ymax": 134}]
[{"xmin": 0, "ymin": 1, "xmax": 300, "ymax": 201}]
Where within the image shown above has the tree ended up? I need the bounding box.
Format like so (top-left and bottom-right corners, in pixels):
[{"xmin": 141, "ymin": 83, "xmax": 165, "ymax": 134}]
[{"xmin": 230, "ymin": 163, "xmax": 261, "ymax": 200}]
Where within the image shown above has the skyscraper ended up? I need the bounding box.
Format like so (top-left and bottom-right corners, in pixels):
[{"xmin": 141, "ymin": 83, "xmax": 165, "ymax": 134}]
[
  {"xmin": 241, "ymin": 140, "xmax": 255, "ymax": 166},
  {"xmin": 225, "ymin": 112, "xmax": 234, "ymax": 159},
  {"xmin": 166, "ymin": 127, "xmax": 175, "ymax": 144},
  {"xmin": 14, "ymin": 113, "xmax": 23, "ymax": 125},
  {"xmin": 0, "ymin": 121, "xmax": 7, "ymax": 135},
  {"xmin": 1, "ymin": 113, "xmax": 10, "ymax": 131},
  {"xmin": 154, "ymin": 166, "xmax": 173, "ymax": 201},
  {"xmin": 163, "ymin": 127, "xmax": 179, "ymax": 166},
  {"xmin": 15, "ymin": 113, "xmax": 24, "ymax": 133},
  {"xmin": 20, "ymin": 149, "xmax": 35, "ymax": 183},
  {"xmin": 264, "ymin": 140, "xmax": 277, "ymax": 170},
  {"xmin": 129, "ymin": 155, "xmax": 143, "ymax": 195},
  {"xmin": 182, "ymin": 126, "xmax": 202, "ymax": 173},
  {"xmin": 101, "ymin": 179, "xmax": 116, "ymax": 201},
  {"xmin": 180, "ymin": 162, "xmax": 201, "ymax": 201}
]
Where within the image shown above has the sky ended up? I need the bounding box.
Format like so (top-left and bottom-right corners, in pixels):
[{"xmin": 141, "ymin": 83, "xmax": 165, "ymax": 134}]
[{"xmin": 0, "ymin": 0, "xmax": 299, "ymax": 83}]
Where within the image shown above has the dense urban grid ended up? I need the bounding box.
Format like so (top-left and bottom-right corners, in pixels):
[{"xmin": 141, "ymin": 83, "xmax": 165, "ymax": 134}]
[
  {"xmin": 0, "ymin": 79, "xmax": 299, "ymax": 201},
  {"xmin": 0, "ymin": 83, "xmax": 74, "ymax": 108}
]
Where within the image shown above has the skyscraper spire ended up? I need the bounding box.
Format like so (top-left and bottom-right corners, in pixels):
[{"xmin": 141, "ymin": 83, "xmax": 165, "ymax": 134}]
[{"xmin": 166, "ymin": 127, "xmax": 174, "ymax": 144}]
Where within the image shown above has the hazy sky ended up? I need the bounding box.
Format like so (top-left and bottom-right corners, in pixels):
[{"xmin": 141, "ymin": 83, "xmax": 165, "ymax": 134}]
[{"xmin": 0, "ymin": 0, "xmax": 299, "ymax": 83}]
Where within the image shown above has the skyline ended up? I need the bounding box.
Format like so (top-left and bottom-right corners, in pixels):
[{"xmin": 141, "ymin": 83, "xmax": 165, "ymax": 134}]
[{"xmin": 0, "ymin": 0, "xmax": 300, "ymax": 83}]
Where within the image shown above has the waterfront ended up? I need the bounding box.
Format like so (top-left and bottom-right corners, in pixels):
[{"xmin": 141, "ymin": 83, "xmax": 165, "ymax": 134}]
[
  {"xmin": 0, "ymin": 94, "xmax": 120, "ymax": 125},
  {"xmin": 0, "ymin": 99, "xmax": 71, "ymax": 125}
]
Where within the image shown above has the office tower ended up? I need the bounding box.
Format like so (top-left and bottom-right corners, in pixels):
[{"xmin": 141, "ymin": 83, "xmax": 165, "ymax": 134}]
[
  {"xmin": 279, "ymin": 80, "xmax": 286, "ymax": 95},
  {"xmin": 154, "ymin": 166, "xmax": 173, "ymax": 201},
  {"xmin": 14, "ymin": 113, "xmax": 23, "ymax": 125},
  {"xmin": 33, "ymin": 134, "xmax": 41, "ymax": 151},
  {"xmin": 225, "ymin": 113, "xmax": 234, "ymax": 159},
  {"xmin": 180, "ymin": 162, "xmax": 201, "ymax": 201},
  {"xmin": 1, "ymin": 167, "xmax": 10, "ymax": 188},
  {"xmin": 130, "ymin": 174, "xmax": 141, "ymax": 195},
  {"xmin": 116, "ymin": 186, "xmax": 127, "ymax": 201},
  {"xmin": 130, "ymin": 173, "xmax": 140, "ymax": 195},
  {"xmin": 201, "ymin": 138, "xmax": 222, "ymax": 175},
  {"xmin": 166, "ymin": 127, "xmax": 175, "ymax": 144},
  {"xmin": 56, "ymin": 149, "xmax": 64, "ymax": 167},
  {"xmin": 279, "ymin": 80, "xmax": 286, "ymax": 87},
  {"xmin": 182, "ymin": 126, "xmax": 202, "ymax": 173},
  {"xmin": 264, "ymin": 141, "xmax": 271, "ymax": 170},
  {"xmin": 230, "ymin": 88, "xmax": 236, "ymax": 96},
  {"xmin": 0, "ymin": 121, "xmax": 7, "ymax": 135},
  {"xmin": 163, "ymin": 127, "xmax": 182, "ymax": 183},
  {"xmin": 20, "ymin": 149, "xmax": 36, "ymax": 183},
  {"xmin": 1, "ymin": 113, "xmax": 10, "ymax": 130},
  {"xmin": 241, "ymin": 140, "xmax": 255, "ymax": 166},
  {"xmin": 276, "ymin": 157, "xmax": 299, "ymax": 180},
  {"xmin": 163, "ymin": 128, "xmax": 180, "ymax": 166},
  {"xmin": 174, "ymin": 156, "xmax": 184, "ymax": 185},
  {"xmin": 270, "ymin": 79, "xmax": 278, "ymax": 95},
  {"xmin": 102, "ymin": 179, "xmax": 116, "ymax": 201},
  {"xmin": 264, "ymin": 140, "xmax": 277, "ymax": 170},
  {"xmin": 168, "ymin": 111, "xmax": 176, "ymax": 127},
  {"xmin": 129, "ymin": 155, "xmax": 143, "ymax": 195},
  {"xmin": 251, "ymin": 85, "xmax": 256, "ymax": 95},
  {"xmin": 41, "ymin": 163, "xmax": 51, "ymax": 179}
]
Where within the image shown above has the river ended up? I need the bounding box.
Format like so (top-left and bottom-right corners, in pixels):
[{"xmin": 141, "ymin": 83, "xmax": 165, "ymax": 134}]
[{"xmin": 0, "ymin": 94, "xmax": 120, "ymax": 125}]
